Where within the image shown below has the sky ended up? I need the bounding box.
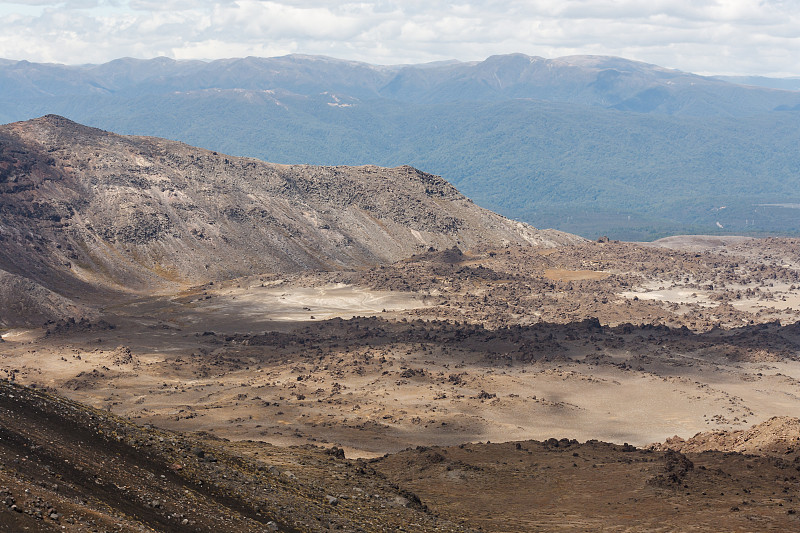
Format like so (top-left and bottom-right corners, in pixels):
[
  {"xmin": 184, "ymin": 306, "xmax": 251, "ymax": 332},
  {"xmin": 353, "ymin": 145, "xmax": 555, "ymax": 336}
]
[{"xmin": 1, "ymin": 1, "xmax": 799, "ymax": 76}]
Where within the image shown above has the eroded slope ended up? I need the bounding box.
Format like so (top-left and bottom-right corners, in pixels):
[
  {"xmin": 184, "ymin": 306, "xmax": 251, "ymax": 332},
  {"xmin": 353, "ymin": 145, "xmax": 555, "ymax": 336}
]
[{"xmin": 0, "ymin": 115, "xmax": 579, "ymax": 318}]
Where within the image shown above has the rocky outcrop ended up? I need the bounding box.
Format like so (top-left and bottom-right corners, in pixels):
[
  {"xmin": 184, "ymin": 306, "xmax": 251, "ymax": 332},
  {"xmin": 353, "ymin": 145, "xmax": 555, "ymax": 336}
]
[{"xmin": 651, "ymin": 417, "xmax": 800, "ymax": 457}]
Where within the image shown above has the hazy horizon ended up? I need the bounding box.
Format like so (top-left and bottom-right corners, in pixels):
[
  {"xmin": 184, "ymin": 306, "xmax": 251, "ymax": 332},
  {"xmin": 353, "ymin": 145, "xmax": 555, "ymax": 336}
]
[{"xmin": 2, "ymin": 1, "xmax": 800, "ymax": 78}]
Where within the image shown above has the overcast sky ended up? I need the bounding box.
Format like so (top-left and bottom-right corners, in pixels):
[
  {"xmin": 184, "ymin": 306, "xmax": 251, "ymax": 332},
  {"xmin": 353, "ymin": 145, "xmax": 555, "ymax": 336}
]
[{"xmin": 1, "ymin": 1, "xmax": 799, "ymax": 76}]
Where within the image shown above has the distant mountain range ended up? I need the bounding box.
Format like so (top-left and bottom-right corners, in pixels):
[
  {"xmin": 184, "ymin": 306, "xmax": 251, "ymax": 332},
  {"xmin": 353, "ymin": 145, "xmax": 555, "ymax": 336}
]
[
  {"xmin": 2, "ymin": 53, "xmax": 800, "ymax": 240},
  {"xmin": 4, "ymin": 54, "xmax": 800, "ymax": 115}
]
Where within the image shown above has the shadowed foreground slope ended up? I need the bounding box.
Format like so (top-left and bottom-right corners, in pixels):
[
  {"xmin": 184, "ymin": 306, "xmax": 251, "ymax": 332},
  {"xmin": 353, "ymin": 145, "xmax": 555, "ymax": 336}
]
[{"xmin": 0, "ymin": 378, "xmax": 468, "ymax": 532}]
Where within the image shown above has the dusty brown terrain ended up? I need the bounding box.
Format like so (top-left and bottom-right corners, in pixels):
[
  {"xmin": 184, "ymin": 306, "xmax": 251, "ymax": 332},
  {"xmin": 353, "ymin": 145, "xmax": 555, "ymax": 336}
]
[
  {"xmin": 374, "ymin": 438, "xmax": 800, "ymax": 532},
  {"xmin": 2, "ymin": 116, "xmax": 800, "ymax": 531},
  {"xmin": 3, "ymin": 241, "xmax": 800, "ymax": 457}
]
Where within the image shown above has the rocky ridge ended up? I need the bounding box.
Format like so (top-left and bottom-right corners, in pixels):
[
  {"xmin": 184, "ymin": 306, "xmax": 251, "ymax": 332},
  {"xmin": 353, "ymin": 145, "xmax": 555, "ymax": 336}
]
[{"xmin": 0, "ymin": 115, "xmax": 580, "ymax": 325}]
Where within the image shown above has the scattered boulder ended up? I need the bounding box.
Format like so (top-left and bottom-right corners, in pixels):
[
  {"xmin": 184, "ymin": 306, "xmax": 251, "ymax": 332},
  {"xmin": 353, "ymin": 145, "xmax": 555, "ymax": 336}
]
[{"xmin": 648, "ymin": 450, "xmax": 694, "ymax": 487}]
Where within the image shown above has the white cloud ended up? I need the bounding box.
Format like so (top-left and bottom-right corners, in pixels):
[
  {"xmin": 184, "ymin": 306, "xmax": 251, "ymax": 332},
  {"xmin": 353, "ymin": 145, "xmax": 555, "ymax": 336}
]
[{"xmin": 0, "ymin": 1, "xmax": 798, "ymax": 75}]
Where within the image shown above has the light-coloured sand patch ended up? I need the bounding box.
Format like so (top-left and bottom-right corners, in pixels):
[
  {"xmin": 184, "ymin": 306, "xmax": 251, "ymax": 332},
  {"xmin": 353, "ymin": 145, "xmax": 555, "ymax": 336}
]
[
  {"xmin": 203, "ymin": 283, "xmax": 429, "ymax": 322},
  {"xmin": 620, "ymin": 287, "xmax": 714, "ymax": 306},
  {"xmin": 621, "ymin": 279, "xmax": 800, "ymax": 322},
  {"xmin": 544, "ymin": 269, "xmax": 610, "ymax": 282},
  {"xmin": 0, "ymin": 329, "xmax": 40, "ymax": 342},
  {"xmin": 644, "ymin": 235, "xmax": 755, "ymax": 251},
  {"xmin": 731, "ymin": 283, "xmax": 800, "ymax": 313},
  {"xmin": 255, "ymin": 284, "xmax": 427, "ymax": 320}
]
